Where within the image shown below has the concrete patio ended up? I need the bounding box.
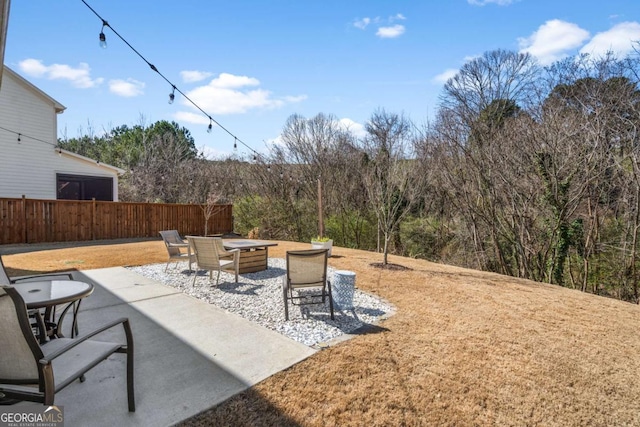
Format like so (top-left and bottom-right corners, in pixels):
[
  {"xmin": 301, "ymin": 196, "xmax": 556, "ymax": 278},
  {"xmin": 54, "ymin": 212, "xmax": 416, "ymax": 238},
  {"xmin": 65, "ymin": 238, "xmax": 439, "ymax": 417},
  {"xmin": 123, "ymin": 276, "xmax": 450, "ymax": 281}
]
[{"xmin": 30, "ymin": 267, "xmax": 317, "ymax": 426}]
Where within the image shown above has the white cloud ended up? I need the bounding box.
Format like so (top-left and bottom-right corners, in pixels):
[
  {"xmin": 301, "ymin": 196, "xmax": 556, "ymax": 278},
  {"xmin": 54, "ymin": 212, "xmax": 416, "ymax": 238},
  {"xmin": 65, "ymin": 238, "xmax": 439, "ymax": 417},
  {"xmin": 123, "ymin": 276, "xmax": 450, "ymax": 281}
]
[
  {"xmin": 338, "ymin": 118, "xmax": 367, "ymax": 138},
  {"xmin": 432, "ymin": 68, "xmax": 459, "ymax": 84},
  {"xmin": 376, "ymin": 25, "xmax": 406, "ymax": 39},
  {"xmin": 518, "ymin": 19, "xmax": 590, "ymax": 65},
  {"xmin": 180, "ymin": 70, "xmax": 213, "ymax": 83},
  {"xmin": 468, "ymin": 0, "xmax": 515, "ymax": 5},
  {"xmin": 210, "ymin": 73, "xmax": 260, "ymax": 89},
  {"xmin": 18, "ymin": 58, "xmax": 47, "ymax": 76},
  {"xmin": 173, "ymin": 111, "xmax": 213, "ymax": 125},
  {"xmin": 180, "ymin": 72, "xmax": 305, "ymax": 117},
  {"xmin": 265, "ymin": 135, "xmax": 284, "ymax": 147},
  {"xmin": 354, "ymin": 14, "xmax": 406, "ymax": 35},
  {"xmin": 18, "ymin": 59, "xmax": 103, "ymax": 88},
  {"xmin": 108, "ymin": 78, "xmax": 145, "ymax": 97},
  {"xmin": 580, "ymin": 21, "xmax": 640, "ymax": 58},
  {"xmin": 354, "ymin": 17, "xmax": 371, "ymax": 30}
]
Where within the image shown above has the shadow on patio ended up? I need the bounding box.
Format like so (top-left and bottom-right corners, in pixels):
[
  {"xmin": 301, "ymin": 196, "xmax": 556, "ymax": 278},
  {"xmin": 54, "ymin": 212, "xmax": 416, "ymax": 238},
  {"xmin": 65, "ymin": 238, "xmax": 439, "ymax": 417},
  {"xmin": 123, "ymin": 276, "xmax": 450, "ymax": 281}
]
[{"xmin": 33, "ymin": 267, "xmax": 315, "ymax": 427}]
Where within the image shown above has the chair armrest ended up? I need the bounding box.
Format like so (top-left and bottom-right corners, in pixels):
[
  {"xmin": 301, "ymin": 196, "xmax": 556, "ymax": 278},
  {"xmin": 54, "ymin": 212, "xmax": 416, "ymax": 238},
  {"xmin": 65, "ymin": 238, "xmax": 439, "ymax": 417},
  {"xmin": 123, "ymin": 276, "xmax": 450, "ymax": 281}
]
[
  {"xmin": 40, "ymin": 317, "xmax": 132, "ymax": 363},
  {"xmin": 220, "ymin": 248, "xmax": 240, "ymax": 257},
  {"xmin": 11, "ymin": 272, "xmax": 74, "ymax": 283},
  {"xmin": 166, "ymin": 242, "xmax": 188, "ymax": 247}
]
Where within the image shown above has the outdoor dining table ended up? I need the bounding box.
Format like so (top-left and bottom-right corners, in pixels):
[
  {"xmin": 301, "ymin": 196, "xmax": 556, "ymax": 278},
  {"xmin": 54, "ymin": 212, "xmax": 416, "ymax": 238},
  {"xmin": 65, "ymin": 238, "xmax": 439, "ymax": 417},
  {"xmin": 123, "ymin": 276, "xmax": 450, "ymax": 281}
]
[
  {"xmin": 14, "ymin": 279, "xmax": 94, "ymax": 343},
  {"xmin": 222, "ymin": 239, "xmax": 278, "ymax": 274}
]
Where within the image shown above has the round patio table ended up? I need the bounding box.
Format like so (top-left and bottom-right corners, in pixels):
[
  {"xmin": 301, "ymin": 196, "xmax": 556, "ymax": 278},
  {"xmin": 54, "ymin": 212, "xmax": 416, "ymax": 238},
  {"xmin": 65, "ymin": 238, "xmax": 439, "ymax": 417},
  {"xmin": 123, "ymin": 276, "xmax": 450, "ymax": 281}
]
[{"xmin": 14, "ymin": 280, "xmax": 94, "ymax": 343}]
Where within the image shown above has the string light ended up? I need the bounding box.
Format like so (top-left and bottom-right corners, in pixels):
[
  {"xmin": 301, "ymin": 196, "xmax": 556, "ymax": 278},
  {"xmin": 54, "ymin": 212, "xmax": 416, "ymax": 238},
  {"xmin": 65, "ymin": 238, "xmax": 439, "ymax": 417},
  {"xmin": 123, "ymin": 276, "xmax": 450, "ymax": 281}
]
[
  {"xmin": 168, "ymin": 85, "xmax": 175, "ymax": 104},
  {"xmin": 99, "ymin": 20, "xmax": 108, "ymax": 48},
  {"xmin": 81, "ymin": 0, "xmax": 262, "ymax": 158},
  {"xmin": 0, "ymin": 125, "xmax": 59, "ymax": 150},
  {"xmin": 233, "ymin": 137, "xmax": 237, "ymax": 150}
]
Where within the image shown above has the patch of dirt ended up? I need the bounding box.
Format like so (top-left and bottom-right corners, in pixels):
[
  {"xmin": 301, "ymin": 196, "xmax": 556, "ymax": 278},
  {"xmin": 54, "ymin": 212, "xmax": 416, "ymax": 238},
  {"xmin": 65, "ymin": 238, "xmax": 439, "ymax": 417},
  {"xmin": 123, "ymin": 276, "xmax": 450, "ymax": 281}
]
[{"xmin": 369, "ymin": 262, "xmax": 413, "ymax": 271}]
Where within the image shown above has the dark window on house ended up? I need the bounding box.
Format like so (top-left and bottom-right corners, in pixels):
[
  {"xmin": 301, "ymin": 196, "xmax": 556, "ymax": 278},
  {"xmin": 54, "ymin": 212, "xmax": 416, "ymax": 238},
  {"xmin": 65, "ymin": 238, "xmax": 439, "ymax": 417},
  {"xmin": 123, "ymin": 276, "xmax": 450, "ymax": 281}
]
[{"xmin": 56, "ymin": 174, "xmax": 114, "ymax": 201}]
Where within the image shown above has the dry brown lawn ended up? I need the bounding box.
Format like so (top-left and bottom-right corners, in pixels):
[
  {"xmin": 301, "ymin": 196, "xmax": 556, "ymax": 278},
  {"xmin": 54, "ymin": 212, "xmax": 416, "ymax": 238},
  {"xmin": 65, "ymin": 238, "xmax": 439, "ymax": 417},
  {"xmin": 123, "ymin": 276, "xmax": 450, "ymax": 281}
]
[{"xmin": 3, "ymin": 239, "xmax": 640, "ymax": 426}]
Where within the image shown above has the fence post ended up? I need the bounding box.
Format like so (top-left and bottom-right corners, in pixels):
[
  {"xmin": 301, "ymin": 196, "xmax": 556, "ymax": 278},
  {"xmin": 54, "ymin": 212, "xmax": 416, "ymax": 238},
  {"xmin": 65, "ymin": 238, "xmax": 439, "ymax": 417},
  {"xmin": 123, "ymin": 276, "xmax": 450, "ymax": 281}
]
[
  {"xmin": 92, "ymin": 198, "xmax": 96, "ymax": 240},
  {"xmin": 21, "ymin": 194, "xmax": 26, "ymax": 243}
]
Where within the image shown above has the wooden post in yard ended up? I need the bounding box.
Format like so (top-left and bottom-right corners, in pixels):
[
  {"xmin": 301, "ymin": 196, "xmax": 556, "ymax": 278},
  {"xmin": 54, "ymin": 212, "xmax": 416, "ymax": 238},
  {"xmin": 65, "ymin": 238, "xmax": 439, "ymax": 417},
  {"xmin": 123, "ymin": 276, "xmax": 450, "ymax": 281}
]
[
  {"xmin": 317, "ymin": 178, "xmax": 324, "ymax": 238},
  {"xmin": 21, "ymin": 194, "xmax": 26, "ymax": 244},
  {"xmin": 92, "ymin": 198, "xmax": 96, "ymax": 240}
]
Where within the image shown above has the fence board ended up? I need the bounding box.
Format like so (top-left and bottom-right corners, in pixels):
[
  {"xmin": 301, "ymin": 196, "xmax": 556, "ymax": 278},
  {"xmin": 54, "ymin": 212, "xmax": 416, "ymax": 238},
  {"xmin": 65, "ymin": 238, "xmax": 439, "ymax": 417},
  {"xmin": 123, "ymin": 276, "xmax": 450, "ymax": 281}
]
[{"xmin": 0, "ymin": 198, "xmax": 233, "ymax": 245}]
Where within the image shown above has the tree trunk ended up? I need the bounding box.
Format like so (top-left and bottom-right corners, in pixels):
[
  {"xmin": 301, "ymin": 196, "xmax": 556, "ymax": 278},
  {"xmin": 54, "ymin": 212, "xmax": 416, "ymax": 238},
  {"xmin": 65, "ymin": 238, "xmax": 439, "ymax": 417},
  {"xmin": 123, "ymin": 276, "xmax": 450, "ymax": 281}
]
[{"xmin": 383, "ymin": 233, "xmax": 390, "ymax": 265}]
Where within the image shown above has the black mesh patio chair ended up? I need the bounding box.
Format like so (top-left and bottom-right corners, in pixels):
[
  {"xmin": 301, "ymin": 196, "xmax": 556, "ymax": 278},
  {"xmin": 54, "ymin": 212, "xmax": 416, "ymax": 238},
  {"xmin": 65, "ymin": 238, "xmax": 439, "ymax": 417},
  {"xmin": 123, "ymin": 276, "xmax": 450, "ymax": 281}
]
[{"xmin": 0, "ymin": 285, "xmax": 135, "ymax": 411}]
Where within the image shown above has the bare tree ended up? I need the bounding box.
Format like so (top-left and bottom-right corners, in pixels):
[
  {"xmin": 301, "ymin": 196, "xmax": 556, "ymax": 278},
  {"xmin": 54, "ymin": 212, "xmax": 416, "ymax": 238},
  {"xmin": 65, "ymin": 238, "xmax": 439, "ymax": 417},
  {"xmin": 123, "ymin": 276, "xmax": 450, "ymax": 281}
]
[
  {"xmin": 361, "ymin": 109, "xmax": 426, "ymax": 265},
  {"xmin": 442, "ymin": 49, "xmax": 539, "ymax": 133},
  {"xmin": 201, "ymin": 191, "xmax": 227, "ymax": 236}
]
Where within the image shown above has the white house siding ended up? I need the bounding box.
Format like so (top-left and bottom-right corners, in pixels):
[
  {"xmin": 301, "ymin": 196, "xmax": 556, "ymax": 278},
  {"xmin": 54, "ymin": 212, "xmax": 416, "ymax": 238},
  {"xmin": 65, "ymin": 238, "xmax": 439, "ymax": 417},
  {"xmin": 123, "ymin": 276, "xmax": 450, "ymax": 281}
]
[{"xmin": 0, "ymin": 67, "xmax": 121, "ymax": 200}]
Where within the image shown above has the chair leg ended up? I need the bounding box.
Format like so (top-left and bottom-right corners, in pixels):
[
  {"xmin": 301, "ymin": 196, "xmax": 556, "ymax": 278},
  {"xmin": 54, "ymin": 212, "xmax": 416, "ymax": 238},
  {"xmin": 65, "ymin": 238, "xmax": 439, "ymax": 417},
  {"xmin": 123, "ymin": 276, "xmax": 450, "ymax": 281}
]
[
  {"xmin": 42, "ymin": 366, "xmax": 55, "ymax": 405},
  {"xmin": 123, "ymin": 320, "xmax": 136, "ymax": 412},
  {"xmin": 216, "ymin": 270, "xmax": 221, "ymax": 285},
  {"xmin": 327, "ymin": 281, "xmax": 334, "ymax": 320},
  {"xmin": 283, "ymin": 284, "xmax": 289, "ymax": 321},
  {"xmin": 235, "ymin": 254, "xmax": 240, "ymax": 283},
  {"xmin": 192, "ymin": 270, "xmax": 198, "ymax": 286},
  {"xmin": 72, "ymin": 301, "xmax": 80, "ymax": 337}
]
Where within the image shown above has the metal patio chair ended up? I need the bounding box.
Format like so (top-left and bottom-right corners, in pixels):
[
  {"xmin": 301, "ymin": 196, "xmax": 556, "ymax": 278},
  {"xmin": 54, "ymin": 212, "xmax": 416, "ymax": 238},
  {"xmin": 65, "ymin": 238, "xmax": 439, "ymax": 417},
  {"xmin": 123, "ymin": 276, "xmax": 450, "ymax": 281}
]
[
  {"xmin": 0, "ymin": 285, "xmax": 135, "ymax": 411},
  {"xmin": 282, "ymin": 249, "xmax": 334, "ymax": 321}
]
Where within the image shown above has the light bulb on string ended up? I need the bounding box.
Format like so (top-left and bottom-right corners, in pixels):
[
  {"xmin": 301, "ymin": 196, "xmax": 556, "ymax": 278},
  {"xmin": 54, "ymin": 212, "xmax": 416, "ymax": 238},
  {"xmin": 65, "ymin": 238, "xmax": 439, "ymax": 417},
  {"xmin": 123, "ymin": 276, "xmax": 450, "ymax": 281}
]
[
  {"xmin": 81, "ymin": 1, "xmax": 258, "ymax": 167},
  {"xmin": 99, "ymin": 20, "xmax": 108, "ymax": 48},
  {"xmin": 233, "ymin": 137, "xmax": 237, "ymax": 151}
]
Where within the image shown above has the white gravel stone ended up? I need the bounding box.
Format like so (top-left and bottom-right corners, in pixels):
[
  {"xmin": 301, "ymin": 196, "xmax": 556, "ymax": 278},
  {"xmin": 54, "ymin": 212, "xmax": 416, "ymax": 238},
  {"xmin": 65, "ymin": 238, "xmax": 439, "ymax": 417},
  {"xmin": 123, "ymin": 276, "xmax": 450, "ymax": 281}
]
[{"xmin": 127, "ymin": 258, "xmax": 394, "ymax": 347}]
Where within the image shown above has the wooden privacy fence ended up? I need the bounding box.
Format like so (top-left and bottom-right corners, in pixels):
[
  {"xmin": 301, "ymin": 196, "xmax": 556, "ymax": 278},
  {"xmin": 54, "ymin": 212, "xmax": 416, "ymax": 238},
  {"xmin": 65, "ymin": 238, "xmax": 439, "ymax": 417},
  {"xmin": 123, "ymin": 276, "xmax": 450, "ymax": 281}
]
[{"xmin": 0, "ymin": 197, "xmax": 233, "ymax": 245}]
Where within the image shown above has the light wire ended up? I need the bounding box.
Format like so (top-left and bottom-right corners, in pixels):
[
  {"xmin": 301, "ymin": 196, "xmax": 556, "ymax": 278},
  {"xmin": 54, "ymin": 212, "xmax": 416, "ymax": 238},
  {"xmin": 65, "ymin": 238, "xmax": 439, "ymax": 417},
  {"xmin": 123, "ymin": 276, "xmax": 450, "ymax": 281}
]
[{"xmin": 80, "ymin": 0, "xmax": 261, "ymax": 157}]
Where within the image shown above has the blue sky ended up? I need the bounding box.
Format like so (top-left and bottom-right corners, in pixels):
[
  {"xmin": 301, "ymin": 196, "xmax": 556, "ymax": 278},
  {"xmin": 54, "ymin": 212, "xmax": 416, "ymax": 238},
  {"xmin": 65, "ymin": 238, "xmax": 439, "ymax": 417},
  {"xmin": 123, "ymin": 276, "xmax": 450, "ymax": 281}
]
[{"xmin": 4, "ymin": 0, "xmax": 640, "ymax": 159}]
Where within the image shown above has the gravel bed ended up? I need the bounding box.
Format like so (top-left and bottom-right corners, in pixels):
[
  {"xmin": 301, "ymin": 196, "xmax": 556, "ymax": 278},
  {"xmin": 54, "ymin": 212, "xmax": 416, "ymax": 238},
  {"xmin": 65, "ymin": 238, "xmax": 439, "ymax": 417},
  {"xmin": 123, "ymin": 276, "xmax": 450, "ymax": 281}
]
[{"xmin": 127, "ymin": 258, "xmax": 394, "ymax": 347}]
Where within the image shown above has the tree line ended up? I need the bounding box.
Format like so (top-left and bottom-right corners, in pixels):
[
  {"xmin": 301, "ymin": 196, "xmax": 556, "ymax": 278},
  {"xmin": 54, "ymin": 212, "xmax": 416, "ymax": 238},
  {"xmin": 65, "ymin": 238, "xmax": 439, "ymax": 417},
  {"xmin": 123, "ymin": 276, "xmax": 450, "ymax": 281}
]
[{"xmin": 60, "ymin": 49, "xmax": 640, "ymax": 303}]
